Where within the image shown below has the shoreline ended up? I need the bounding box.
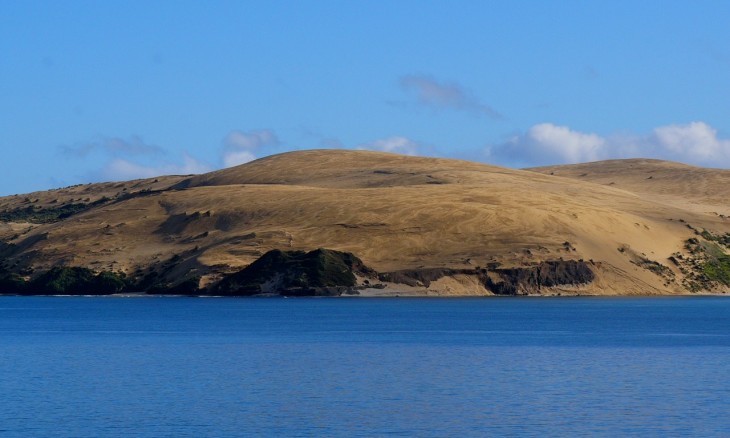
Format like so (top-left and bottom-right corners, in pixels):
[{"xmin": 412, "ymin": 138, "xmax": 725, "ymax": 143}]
[{"xmin": 1, "ymin": 291, "xmax": 728, "ymax": 298}]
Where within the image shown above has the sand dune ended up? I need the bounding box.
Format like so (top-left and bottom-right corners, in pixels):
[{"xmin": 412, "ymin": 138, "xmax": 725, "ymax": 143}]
[
  {"xmin": 530, "ymin": 159, "xmax": 730, "ymax": 216},
  {"xmin": 2, "ymin": 150, "xmax": 729, "ymax": 295}
]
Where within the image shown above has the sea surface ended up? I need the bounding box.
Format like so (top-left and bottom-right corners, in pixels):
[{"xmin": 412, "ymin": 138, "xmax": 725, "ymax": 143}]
[{"xmin": 0, "ymin": 296, "xmax": 729, "ymax": 437}]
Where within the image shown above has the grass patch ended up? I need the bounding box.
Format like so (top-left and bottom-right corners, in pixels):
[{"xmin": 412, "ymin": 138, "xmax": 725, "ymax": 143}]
[{"xmin": 702, "ymin": 252, "xmax": 730, "ymax": 286}]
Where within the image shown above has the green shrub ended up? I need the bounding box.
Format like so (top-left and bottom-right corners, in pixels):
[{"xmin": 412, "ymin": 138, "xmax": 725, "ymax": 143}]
[
  {"xmin": 93, "ymin": 271, "xmax": 129, "ymax": 293},
  {"xmin": 703, "ymin": 254, "xmax": 730, "ymax": 286},
  {"xmin": 28, "ymin": 267, "xmax": 129, "ymax": 295}
]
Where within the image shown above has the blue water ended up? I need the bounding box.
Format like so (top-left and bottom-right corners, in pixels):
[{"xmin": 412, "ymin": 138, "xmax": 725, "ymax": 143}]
[{"xmin": 1, "ymin": 296, "xmax": 729, "ymax": 437}]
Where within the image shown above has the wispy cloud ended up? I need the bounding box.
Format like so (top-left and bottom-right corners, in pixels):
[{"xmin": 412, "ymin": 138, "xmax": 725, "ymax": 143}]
[
  {"xmin": 358, "ymin": 136, "xmax": 420, "ymax": 156},
  {"xmin": 487, "ymin": 121, "xmax": 730, "ymax": 168},
  {"xmin": 60, "ymin": 134, "xmax": 211, "ymax": 182},
  {"xmin": 299, "ymin": 127, "xmax": 345, "ymax": 149},
  {"xmin": 60, "ymin": 135, "xmax": 164, "ymax": 158},
  {"xmin": 399, "ymin": 75, "xmax": 502, "ymax": 120},
  {"xmin": 100, "ymin": 154, "xmax": 212, "ymax": 181},
  {"xmin": 222, "ymin": 129, "xmax": 279, "ymax": 167}
]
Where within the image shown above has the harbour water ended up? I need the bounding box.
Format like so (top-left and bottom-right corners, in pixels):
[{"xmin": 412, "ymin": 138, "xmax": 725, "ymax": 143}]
[{"xmin": 1, "ymin": 296, "xmax": 729, "ymax": 436}]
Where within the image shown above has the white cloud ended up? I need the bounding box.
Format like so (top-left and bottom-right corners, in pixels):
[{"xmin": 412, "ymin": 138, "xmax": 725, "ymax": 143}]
[
  {"xmin": 101, "ymin": 154, "xmax": 211, "ymax": 181},
  {"xmin": 222, "ymin": 129, "xmax": 279, "ymax": 167},
  {"xmin": 400, "ymin": 75, "xmax": 502, "ymax": 120},
  {"xmin": 652, "ymin": 122, "xmax": 728, "ymax": 161},
  {"xmin": 489, "ymin": 123, "xmax": 607, "ymax": 167},
  {"xmin": 223, "ymin": 150, "xmax": 257, "ymax": 168},
  {"xmin": 489, "ymin": 121, "xmax": 730, "ymax": 167},
  {"xmin": 526, "ymin": 123, "xmax": 606, "ymax": 163},
  {"xmin": 358, "ymin": 136, "xmax": 420, "ymax": 156}
]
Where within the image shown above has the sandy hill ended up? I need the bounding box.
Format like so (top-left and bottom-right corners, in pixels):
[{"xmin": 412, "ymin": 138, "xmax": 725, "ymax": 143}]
[
  {"xmin": 530, "ymin": 159, "xmax": 730, "ymax": 217},
  {"xmin": 1, "ymin": 150, "xmax": 729, "ymax": 295}
]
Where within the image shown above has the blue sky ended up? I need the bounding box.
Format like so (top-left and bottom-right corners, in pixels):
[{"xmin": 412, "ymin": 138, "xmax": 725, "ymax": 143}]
[{"xmin": 1, "ymin": 1, "xmax": 729, "ymax": 195}]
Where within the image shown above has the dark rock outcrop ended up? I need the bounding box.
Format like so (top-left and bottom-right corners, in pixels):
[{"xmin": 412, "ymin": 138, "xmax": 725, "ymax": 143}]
[
  {"xmin": 380, "ymin": 260, "xmax": 595, "ymax": 295},
  {"xmin": 212, "ymin": 248, "xmax": 376, "ymax": 296},
  {"xmin": 146, "ymin": 276, "xmax": 202, "ymax": 295},
  {"xmin": 484, "ymin": 260, "xmax": 595, "ymax": 295}
]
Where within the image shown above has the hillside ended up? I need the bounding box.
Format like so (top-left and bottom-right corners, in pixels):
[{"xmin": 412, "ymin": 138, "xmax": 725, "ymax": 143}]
[
  {"xmin": 529, "ymin": 159, "xmax": 730, "ymax": 217},
  {"xmin": 1, "ymin": 150, "xmax": 729, "ymax": 296}
]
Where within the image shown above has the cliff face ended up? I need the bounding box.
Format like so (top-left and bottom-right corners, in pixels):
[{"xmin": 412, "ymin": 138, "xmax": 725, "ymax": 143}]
[
  {"xmin": 484, "ymin": 261, "xmax": 595, "ymax": 295},
  {"xmin": 213, "ymin": 248, "xmax": 375, "ymax": 296},
  {"xmin": 1, "ymin": 149, "xmax": 729, "ymax": 295},
  {"xmin": 377, "ymin": 260, "xmax": 596, "ymax": 296}
]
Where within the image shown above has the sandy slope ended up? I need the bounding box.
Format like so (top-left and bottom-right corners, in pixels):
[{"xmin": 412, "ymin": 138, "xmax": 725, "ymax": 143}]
[
  {"xmin": 2, "ymin": 150, "xmax": 729, "ymax": 295},
  {"xmin": 530, "ymin": 159, "xmax": 730, "ymax": 216}
]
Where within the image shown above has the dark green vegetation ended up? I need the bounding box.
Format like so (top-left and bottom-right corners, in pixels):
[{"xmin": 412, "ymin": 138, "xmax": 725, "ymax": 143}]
[
  {"xmin": 0, "ymin": 269, "xmax": 27, "ymax": 292},
  {"xmin": 214, "ymin": 248, "xmax": 375, "ymax": 296},
  {"xmin": 691, "ymin": 239, "xmax": 730, "ymax": 287},
  {"xmin": 673, "ymin": 235, "xmax": 730, "ymax": 292},
  {"xmin": 32, "ymin": 267, "xmax": 129, "ymax": 294},
  {"xmin": 703, "ymin": 253, "xmax": 730, "ymax": 286},
  {"xmin": 0, "ymin": 197, "xmax": 110, "ymax": 224},
  {"xmin": 699, "ymin": 229, "xmax": 730, "ymax": 247},
  {"xmin": 0, "ymin": 266, "xmax": 130, "ymax": 295}
]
